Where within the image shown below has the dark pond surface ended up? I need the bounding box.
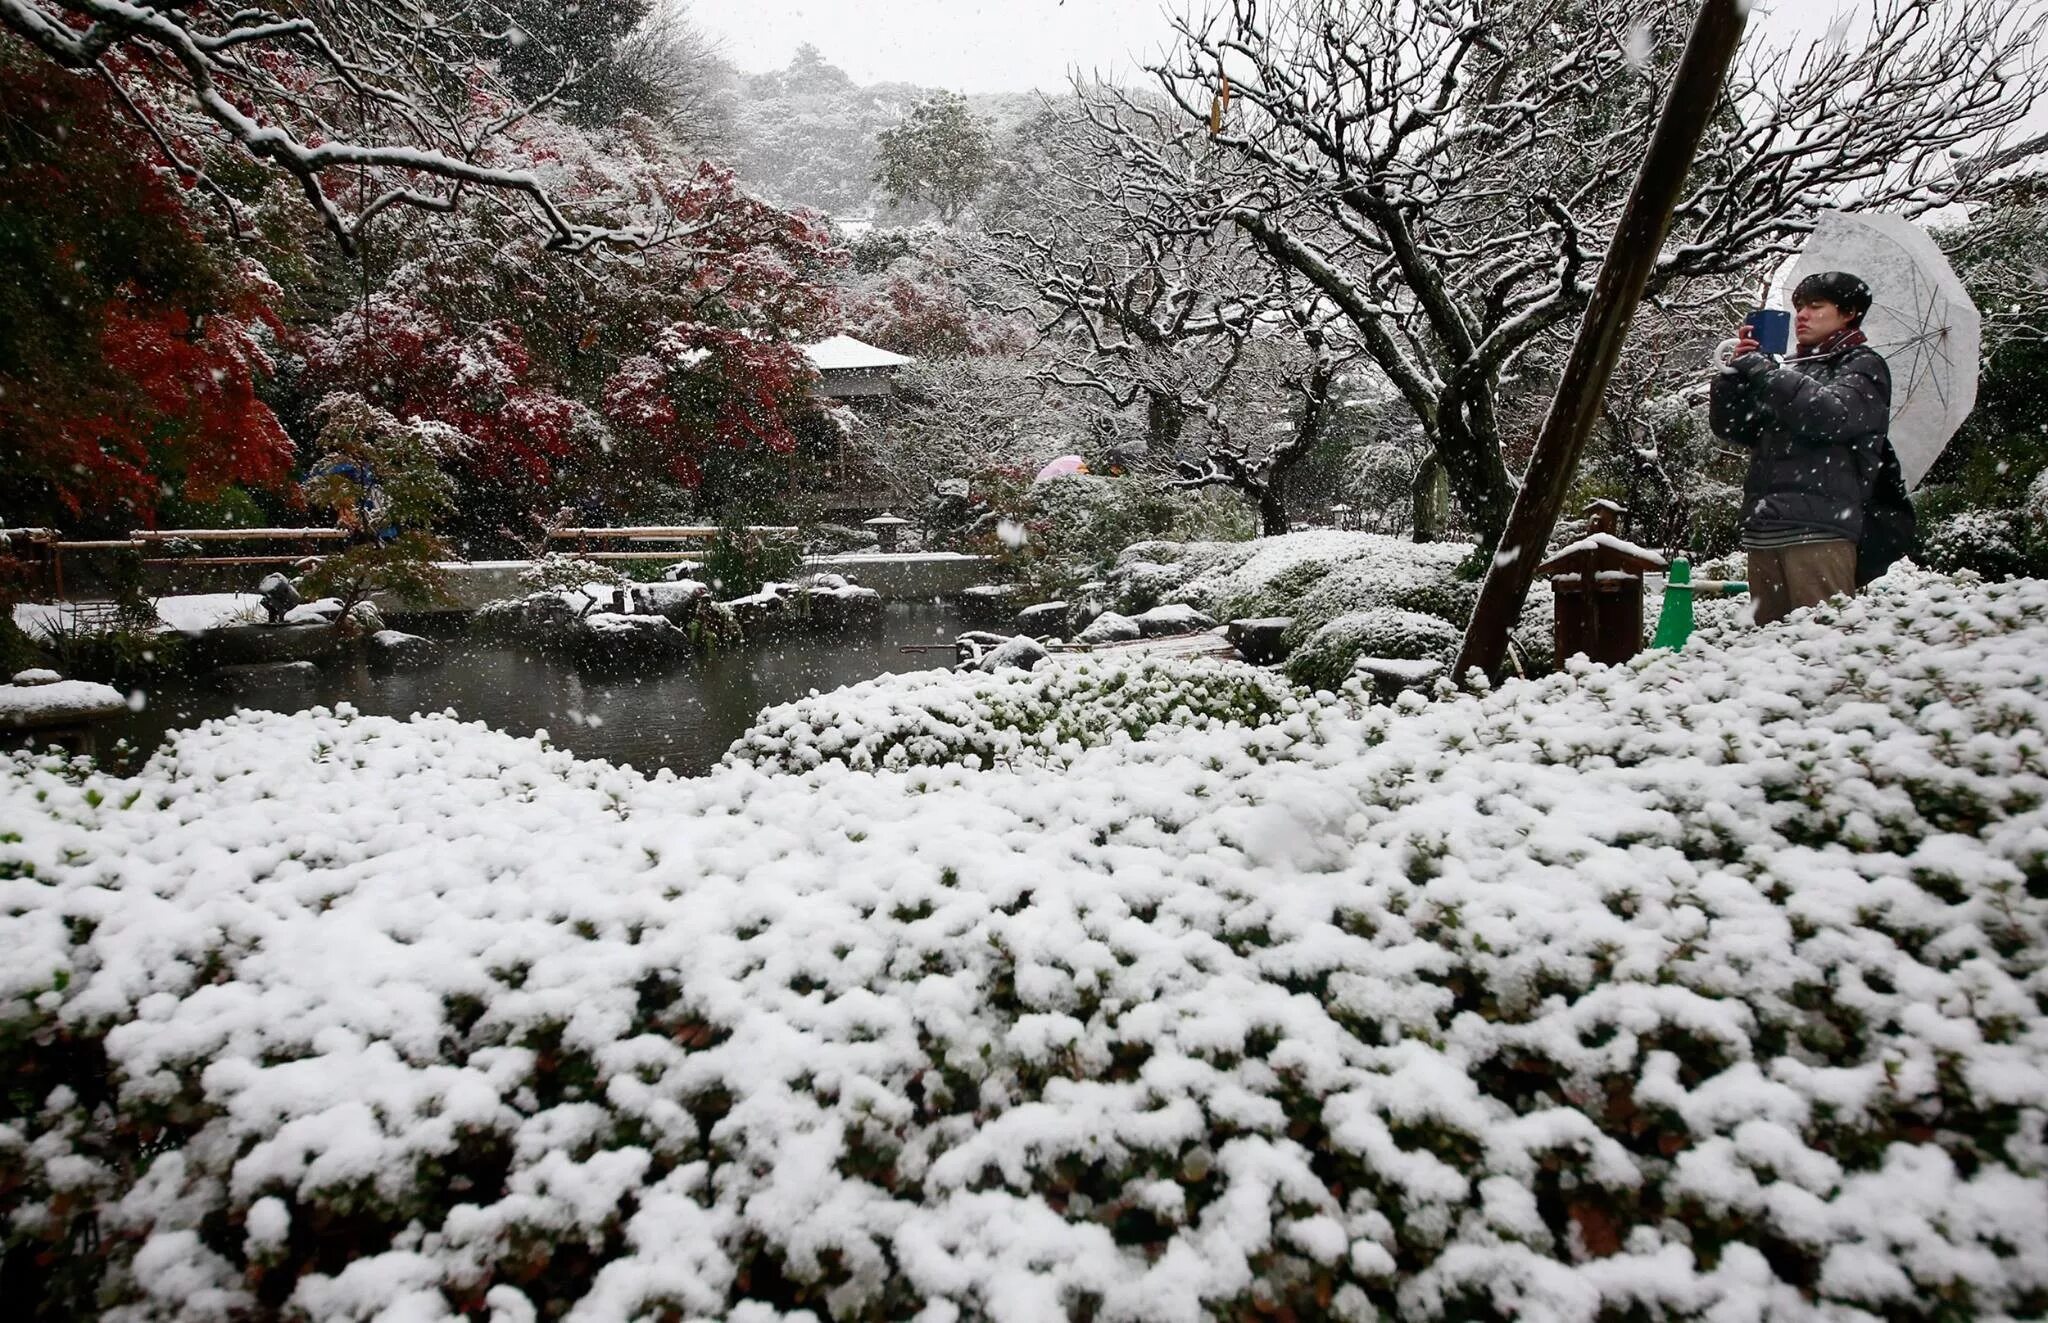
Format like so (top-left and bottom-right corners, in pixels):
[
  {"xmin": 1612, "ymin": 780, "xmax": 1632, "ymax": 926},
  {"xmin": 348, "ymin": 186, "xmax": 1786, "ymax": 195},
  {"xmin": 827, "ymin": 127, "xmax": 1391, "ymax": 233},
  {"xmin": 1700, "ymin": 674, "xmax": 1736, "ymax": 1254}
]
[{"xmin": 98, "ymin": 601, "xmax": 976, "ymax": 775}]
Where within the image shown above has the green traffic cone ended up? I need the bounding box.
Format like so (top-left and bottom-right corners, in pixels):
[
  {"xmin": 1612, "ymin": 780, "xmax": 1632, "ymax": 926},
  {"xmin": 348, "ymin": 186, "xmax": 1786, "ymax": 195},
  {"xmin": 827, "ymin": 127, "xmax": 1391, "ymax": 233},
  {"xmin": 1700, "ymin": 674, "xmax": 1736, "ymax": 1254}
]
[{"xmin": 1650, "ymin": 557, "xmax": 1694, "ymax": 650}]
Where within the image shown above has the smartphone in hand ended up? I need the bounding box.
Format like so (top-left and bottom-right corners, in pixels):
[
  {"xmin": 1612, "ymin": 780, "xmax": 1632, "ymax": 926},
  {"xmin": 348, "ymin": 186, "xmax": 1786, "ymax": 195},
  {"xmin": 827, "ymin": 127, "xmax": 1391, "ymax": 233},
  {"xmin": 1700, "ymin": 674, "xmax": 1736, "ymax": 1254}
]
[{"xmin": 1745, "ymin": 308, "xmax": 1791, "ymax": 356}]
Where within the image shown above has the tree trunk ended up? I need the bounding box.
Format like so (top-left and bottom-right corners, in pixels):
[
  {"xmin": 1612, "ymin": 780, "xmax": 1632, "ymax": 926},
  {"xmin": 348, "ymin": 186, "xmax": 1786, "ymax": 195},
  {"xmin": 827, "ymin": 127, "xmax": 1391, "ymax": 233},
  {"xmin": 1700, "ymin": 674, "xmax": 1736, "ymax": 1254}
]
[
  {"xmin": 1432, "ymin": 402, "xmax": 1517, "ymax": 554},
  {"xmin": 1256, "ymin": 482, "xmax": 1289, "ymax": 536},
  {"xmin": 1410, "ymin": 455, "xmax": 1449, "ymax": 542}
]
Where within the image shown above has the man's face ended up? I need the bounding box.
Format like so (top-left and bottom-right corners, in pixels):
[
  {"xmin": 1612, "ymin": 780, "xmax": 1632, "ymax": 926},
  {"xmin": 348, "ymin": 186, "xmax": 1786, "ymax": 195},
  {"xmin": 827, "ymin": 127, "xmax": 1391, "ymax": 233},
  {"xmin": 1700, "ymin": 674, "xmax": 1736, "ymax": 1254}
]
[{"xmin": 1794, "ymin": 299, "xmax": 1855, "ymax": 348}]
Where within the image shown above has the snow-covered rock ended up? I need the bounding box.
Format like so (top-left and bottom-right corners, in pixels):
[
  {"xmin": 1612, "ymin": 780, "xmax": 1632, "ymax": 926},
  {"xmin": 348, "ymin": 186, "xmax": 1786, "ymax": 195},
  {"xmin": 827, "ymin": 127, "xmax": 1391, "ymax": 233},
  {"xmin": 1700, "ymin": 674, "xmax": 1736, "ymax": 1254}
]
[
  {"xmin": 366, "ymin": 630, "xmax": 437, "ymax": 670},
  {"xmin": 1013, "ymin": 601, "xmax": 1070, "ymax": 637},
  {"xmin": 4, "ymin": 569, "xmax": 2047, "ymax": 1321},
  {"xmin": 0, "ymin": 677, "xmax": 125, "ymax": 727},
  {"xmin": 475, "ymin": 590, "xmax": 582, "ymax": 645},
  {"xmin": 957, "ymin": 582, "xmax": 1020, "ymax": 625},
  {"xmin": 1130, "ymin": 603, "xmax": 1218, "ymax": 636},
  {"xmin": 572, "ymin": 612, "xmax": 690, "ymax": 665},
  {"xmin": 1225, "ymin": 617, "xmax": 1294, "ymax": 665},
  {"xmin": 629, "ymin": 579, "xmax": 711, "ymax": 624},
  {"xmin": 975, "ymin": 634, "xmax": 1049, "ymax": 673},
  {"xmin": 282, "ymin": 597, "xmax": 344, "ymax": 626},
  {"xmin": 1074, "ymin": 611, "xmax": 1141, "ymax": 645}
]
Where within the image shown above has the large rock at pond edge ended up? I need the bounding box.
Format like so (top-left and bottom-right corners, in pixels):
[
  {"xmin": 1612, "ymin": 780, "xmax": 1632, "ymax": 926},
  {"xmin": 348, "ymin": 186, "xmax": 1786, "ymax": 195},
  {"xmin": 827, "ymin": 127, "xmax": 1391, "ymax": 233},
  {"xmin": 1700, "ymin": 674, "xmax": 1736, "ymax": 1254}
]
[
  {"xmin": 956, "ymin": 583, "xmax": 1020, "ymax": 625},
  {"xmin": 800, "ymin": 577, "xmax": 884, "ymax": 628},
  {"xmin": 210, "ymin": 660, "xmax": 318, "ymax": 692},
  {"xmin": 1014, "ymin": 601, "xmax": 1070, "ymax": 637},
  {"xmin": 1, "ymin": 677, "xmax": 126, "ymax": 728},
  {"xmin": 1227, "ymin": 617, "xmax": 1295, "ymax": 665},
  {"xmin": 571, "ymin": 613, "xmax": 690, "ymax": 665},
  {"xmin": 203, "ymin": 621, "xmax": 342, "ymax": 667},
  {"xmin": 1075, "ymin": 611, "xmax": 1141, "ymax": 645},
  {"xmin": 1131, "ymin": 603, "xmax": 1217, "ymax": 637},
  {"xmin": 474, "ymin": 593, "xmax": 582, "ymax": 649},
  {"xmin": 723, "ymin": 588, "xmax": 793, "ymax": 638},
  {"xmin": 977, "ymin": 635, "xmax": 1049, "ymax": 673},
  {"xmin": 283, "ymin": 597, "xmax": 343, "ymax": 625},
  {"xmin": 630, "ymin": 579, "xmax": 711, "ymax": 624},
  {"xmin": 368, "ymin": 630, "xmax": 438, "ymax": 670}
]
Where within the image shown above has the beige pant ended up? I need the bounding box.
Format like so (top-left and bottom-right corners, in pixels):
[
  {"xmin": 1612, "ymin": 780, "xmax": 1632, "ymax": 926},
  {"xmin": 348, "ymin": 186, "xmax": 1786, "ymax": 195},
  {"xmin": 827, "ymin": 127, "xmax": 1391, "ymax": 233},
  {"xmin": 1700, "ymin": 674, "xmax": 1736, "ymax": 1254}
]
[{"xmin": 1747, "ymin": 540, "xmax": 1857, "ymax": 625}]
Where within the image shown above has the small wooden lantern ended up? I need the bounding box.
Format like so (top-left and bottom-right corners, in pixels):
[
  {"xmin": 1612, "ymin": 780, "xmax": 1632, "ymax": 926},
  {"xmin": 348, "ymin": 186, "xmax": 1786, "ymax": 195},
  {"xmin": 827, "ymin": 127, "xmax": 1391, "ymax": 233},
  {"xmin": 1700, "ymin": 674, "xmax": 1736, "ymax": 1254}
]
[{"xmin": 1534, "ymin": 501, "xmax": 1666, "ymax": 666}]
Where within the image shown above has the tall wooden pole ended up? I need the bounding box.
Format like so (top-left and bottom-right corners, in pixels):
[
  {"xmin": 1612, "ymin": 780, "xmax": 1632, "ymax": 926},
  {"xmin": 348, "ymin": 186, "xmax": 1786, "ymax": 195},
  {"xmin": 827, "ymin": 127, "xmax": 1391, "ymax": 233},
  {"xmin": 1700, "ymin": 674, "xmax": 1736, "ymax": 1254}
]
[{"xmin": 1454, "ymin": 0, "xmax": 1749, "ymax": 683}]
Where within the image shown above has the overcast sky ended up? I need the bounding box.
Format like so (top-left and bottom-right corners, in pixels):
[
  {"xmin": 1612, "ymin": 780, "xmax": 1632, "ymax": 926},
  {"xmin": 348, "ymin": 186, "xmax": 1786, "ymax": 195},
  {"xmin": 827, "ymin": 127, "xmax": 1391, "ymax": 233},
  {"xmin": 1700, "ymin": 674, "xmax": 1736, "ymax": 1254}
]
[{"xmin": 686, "ymin": 0, "xmax": 1858, "ymax": 94}]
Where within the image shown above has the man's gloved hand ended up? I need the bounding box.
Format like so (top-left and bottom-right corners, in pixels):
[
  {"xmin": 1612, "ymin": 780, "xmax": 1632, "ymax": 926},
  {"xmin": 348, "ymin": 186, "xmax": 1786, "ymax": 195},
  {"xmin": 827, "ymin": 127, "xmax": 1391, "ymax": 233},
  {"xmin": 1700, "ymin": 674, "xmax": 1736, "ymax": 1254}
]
[{"xmin": 1731, "ymin": 351, "xmax": 1774, "ymax": 382}]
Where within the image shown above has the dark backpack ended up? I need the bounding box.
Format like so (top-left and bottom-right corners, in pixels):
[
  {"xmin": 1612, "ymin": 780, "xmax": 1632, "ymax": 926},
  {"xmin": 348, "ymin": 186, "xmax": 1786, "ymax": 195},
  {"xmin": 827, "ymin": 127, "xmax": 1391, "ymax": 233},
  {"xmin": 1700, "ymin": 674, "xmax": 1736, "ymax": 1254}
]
[{"xmin": 1858, "ymin": 440, "xmax": 1916, "ymax": 587}]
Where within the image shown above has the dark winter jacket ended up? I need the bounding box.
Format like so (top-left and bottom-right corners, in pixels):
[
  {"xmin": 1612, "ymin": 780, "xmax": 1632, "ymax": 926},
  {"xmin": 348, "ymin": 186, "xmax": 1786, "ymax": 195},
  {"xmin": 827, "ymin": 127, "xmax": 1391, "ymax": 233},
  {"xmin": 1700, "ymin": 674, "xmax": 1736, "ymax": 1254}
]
[{"xmin": 1709, "ymin": 332, "xmax": 1895, "ymax": 546}]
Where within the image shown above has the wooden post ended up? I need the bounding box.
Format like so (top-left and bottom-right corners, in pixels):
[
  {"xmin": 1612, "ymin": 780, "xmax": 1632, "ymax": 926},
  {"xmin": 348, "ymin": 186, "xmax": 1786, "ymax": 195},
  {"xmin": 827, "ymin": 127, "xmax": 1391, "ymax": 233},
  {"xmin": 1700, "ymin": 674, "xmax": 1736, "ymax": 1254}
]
[{"xmin": 1455, "ymin": 0, "xmax": 1749, "ymax": 683}]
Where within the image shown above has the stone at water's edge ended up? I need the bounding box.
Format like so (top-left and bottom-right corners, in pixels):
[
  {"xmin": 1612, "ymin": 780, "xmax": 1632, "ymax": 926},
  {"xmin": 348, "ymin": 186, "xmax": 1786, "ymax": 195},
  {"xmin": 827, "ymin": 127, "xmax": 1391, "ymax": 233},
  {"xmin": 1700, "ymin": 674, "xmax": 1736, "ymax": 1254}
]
[
  {"xmin": 1, "ymin": 677, "xmax": 127, "ymax": 727},
  {"xmin": 199, "ymin": 622, "xmax": 342, "ymax": 668},
  {"xmin": 956, "ymin": 583, "xmax": 1020, "ymax": 626},
  {"xmin": 368, "ymin": 630, "xmax": 438, "ymax": 670},
  {"xmin": 1014, "ymin": 601, "xmax": 1070, "ymax": 637},
  {"xmin": 630, "ymin": 579, "xmax": 711, "ymax": 624},
  {"xmin": 572, "ymin": 613, "xmax": 691, "ymax": 665},
  {"xmin": 1226, "ymin": 617, "xmax": 1294, "ymax": 666}
]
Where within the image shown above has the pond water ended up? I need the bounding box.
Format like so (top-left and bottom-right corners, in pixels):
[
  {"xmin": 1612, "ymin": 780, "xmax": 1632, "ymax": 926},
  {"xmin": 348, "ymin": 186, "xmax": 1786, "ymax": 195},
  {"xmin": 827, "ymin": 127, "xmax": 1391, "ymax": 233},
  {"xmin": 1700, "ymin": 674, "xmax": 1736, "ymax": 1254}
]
[{"xmin": 96, "ymin": 601, "xmax": 976, "ymax": 775}]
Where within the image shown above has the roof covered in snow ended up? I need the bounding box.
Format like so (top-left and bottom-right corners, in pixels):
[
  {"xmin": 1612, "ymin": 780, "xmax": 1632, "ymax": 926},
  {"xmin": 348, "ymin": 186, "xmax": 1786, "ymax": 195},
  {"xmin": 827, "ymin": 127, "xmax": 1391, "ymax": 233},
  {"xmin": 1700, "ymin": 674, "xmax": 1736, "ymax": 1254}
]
[{"xmin": 802, "ymin": 334, "xmax": 913, "ymax": 372}]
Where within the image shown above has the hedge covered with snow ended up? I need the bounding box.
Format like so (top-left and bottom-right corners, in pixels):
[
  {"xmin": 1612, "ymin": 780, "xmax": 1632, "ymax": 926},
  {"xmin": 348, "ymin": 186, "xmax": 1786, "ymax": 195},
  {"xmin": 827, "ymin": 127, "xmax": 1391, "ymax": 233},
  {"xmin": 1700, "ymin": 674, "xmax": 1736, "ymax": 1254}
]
[
  {"xmin": 729, "ymin": 657, "xmax": 1302, "ymax": 774},
  {"xmin": 3, "ymin": 568, "xmax": 2047, "ymax": 1321},
  {"xmin": 1105, "ymin": 531, "xmax": 1558, "ymax": 675}
]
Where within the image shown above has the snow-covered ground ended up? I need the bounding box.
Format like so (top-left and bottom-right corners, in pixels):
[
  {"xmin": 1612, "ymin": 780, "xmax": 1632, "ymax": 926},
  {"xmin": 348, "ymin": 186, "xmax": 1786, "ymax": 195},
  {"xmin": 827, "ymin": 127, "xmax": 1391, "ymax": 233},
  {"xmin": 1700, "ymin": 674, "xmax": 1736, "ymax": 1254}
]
[
  {"xmin": 3, "ymin": 568, "xmax": 2045, "ymax": 1321},
  {"xmin": 14, "ymin": 592, "xmax": 264, "ymax": 638}
]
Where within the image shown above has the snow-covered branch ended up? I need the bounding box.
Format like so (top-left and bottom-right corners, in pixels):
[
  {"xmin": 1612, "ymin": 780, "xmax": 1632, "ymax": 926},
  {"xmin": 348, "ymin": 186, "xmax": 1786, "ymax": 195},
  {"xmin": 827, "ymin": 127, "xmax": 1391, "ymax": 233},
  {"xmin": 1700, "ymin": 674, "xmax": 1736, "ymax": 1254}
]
[
  {"xmin": 0, "ymin": 0, "xmax": 674, "ymax": 254},
  {"xmin": 1101, "ymin": 0, "xmax": 2046, "ymax": 546}
]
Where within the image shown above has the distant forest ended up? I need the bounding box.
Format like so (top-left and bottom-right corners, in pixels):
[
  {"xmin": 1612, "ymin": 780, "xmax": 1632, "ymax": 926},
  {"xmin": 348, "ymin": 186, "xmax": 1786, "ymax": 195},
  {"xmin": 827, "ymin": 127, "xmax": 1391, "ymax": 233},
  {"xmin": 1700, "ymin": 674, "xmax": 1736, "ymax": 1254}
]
[{"xmin": 713, "ymin": 44, "xmax": 1040, "ymax": 221}]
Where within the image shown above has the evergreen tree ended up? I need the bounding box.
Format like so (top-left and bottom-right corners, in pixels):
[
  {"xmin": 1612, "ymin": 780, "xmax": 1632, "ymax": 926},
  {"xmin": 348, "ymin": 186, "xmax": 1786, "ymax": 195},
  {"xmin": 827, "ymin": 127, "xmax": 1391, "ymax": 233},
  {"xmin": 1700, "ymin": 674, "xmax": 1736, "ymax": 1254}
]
[{"xmin": 873, "ymin": 92, "xmax": 994, "ymax": 224}]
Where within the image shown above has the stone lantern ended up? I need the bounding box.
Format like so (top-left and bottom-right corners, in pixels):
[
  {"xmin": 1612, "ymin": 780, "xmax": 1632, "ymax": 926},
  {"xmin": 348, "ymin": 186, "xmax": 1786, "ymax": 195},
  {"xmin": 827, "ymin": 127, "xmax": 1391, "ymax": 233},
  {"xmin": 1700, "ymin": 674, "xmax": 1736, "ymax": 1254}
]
[
  {"xmin": 1534, "ymin": 500, "xmax": 1665, "ymax": 666},
  {"xmin": 864, "ymin": 513, "xmax": 911, "ymax": 553},
  {"xmin": 1329, "ymin": 502, "xmax": 1353, "ymax": 531}
]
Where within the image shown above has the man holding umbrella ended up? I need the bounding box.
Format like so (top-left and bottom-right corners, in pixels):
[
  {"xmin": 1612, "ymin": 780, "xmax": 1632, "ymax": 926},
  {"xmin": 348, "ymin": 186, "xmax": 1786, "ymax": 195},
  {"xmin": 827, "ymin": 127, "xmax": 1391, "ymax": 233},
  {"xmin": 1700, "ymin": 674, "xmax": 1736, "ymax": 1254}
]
[{"xmin": 1710, "ymin": 271, "xmax": 1914, "ymax": 624}]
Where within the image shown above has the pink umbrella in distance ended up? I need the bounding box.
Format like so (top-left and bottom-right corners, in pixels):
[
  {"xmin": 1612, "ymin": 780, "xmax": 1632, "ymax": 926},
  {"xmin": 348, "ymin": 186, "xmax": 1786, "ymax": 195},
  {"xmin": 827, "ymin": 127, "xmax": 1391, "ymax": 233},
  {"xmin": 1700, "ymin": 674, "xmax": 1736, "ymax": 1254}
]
[{"xmin": 1033, "ymin": 455, "xmax": 1089, "ymax": 483}]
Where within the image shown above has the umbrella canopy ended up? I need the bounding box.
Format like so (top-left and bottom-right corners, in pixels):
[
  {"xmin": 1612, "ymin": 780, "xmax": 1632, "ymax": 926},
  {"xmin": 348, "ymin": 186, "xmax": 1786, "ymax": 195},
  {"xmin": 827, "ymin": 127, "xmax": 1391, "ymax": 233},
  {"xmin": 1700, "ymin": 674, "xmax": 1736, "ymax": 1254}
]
[
  {"xmin": 1033, "ymin": 455, "xmax": 1089, "ymax": 483},
  {"xmin": 1770, "ymin": 210, "xmax": 1980, "ymax": 489}
]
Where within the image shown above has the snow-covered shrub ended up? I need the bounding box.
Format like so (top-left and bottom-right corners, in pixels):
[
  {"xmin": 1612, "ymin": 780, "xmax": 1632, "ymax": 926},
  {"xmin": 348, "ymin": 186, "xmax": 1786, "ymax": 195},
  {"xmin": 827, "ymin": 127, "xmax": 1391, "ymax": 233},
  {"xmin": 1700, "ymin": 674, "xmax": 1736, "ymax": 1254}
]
[
  {"xmin": 516, "ymin": 552, "xmax": 624, "ymax": 593},
  {"xmin": 1284, "ymin": 608, "xmax": 1462, "ymax": 691},
  {"xmin": 1112, "ymin": 532, "xmax": 1474, "ymax": 627},
  {"xmin": 1107, "ymin": 531, "xmax": 1534, "ymax": 671},
  {"xmin": 727, "ymin": 655, "xmax": 1302, "ymax": 773},
  {"xmin": 5, "ymin": 568, "xmax": 2048, "ymax": 1321},
  {"xmin": 995, "ymin": 477, "xmax": 1257, "ymax": 602},
  {"xmin": 1920, "ymin": 507, "xmax": 2033, "ymax": 579}
]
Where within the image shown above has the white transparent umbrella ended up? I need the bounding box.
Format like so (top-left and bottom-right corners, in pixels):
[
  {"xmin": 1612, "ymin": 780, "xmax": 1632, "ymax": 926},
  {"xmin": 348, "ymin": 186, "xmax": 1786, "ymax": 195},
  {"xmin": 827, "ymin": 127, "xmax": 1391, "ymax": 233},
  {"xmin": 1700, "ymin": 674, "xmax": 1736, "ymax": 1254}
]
[{"xmin": 1769, "ymin": 210, "xmax": 1980, "ymax": 489}]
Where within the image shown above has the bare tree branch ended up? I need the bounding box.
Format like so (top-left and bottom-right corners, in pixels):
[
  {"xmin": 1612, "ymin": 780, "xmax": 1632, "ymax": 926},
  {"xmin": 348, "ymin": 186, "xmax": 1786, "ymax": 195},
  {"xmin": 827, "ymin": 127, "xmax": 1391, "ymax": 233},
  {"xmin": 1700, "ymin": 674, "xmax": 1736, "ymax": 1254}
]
[{"xmin": 0, "ymin": 0, "xmax": 681, "ymax": 254}]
